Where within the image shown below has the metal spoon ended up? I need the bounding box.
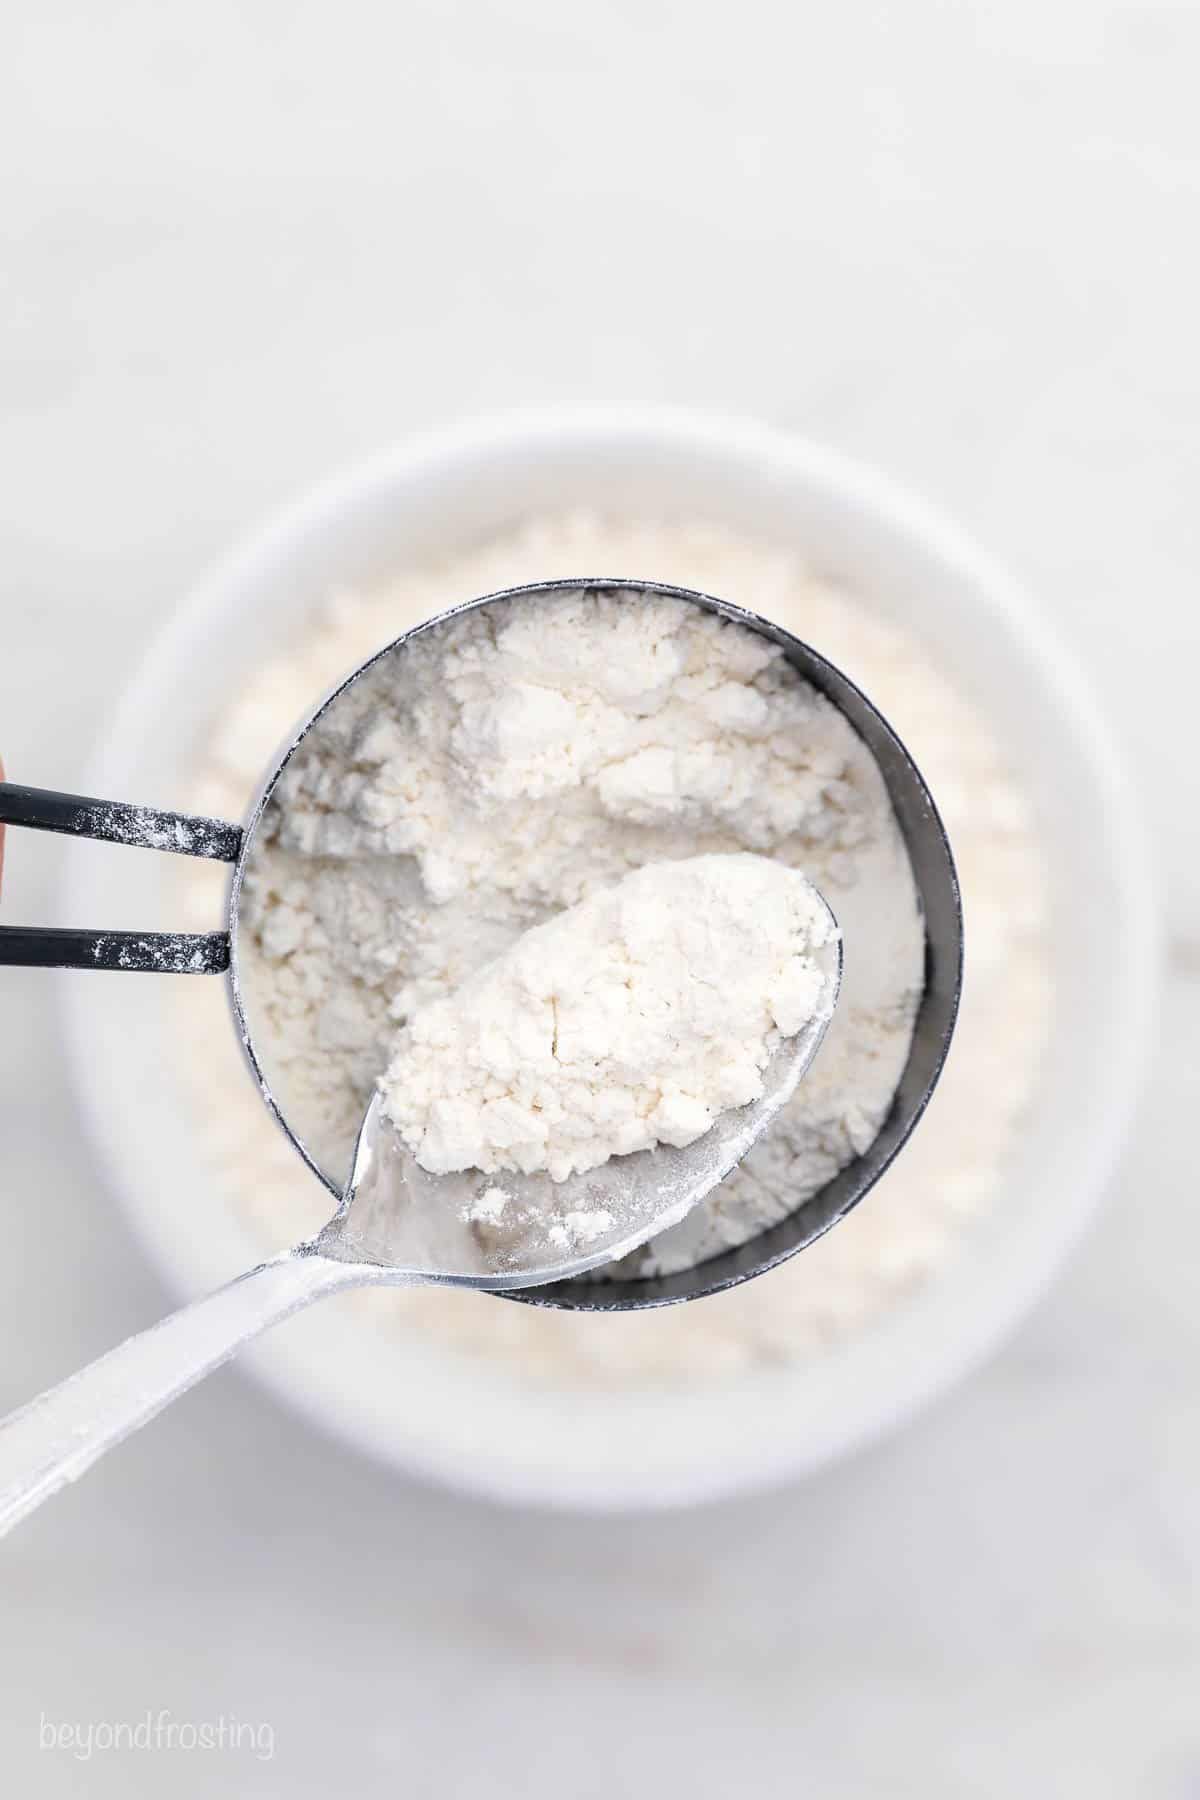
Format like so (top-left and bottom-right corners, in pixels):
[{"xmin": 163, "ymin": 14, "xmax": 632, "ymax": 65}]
[{"xmin": 0, "ymin": 932, "xmax": 839, "ymax": 1538}]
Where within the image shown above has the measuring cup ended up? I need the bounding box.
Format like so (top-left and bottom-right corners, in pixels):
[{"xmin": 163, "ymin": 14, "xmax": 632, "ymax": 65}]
[{"xmin": 0, "ymin": 578, "xmax": 962, "ymax": 1307}]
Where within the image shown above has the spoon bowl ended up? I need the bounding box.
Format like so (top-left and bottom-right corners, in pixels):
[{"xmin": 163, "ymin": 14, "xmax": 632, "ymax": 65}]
[{"xmin": 320, "ymin": 939, "xmax": 841, "ymax": 1287}]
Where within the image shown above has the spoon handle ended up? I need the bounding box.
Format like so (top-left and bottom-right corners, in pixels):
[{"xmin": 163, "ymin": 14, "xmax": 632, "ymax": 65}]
[{"xmin": 0, "ymin": 1250, "xmax": 370, "ymax": 1539}]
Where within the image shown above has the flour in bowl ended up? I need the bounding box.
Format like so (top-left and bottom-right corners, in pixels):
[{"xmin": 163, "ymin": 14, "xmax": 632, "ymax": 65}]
[{"xmin": 175, "ymin": 514, "xmax": 1050, "ymax": 1384}]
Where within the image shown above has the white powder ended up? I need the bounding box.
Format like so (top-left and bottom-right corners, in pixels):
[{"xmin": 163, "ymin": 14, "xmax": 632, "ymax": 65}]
[
  {"xmin": 235, "ymin": 585, "xmax": 923, "ymax": 1275},
  {"xmin": 468, "ymin": 1185, "xmax": 512, "ymax": 1225},
  {"xmin": 381, "ymin": 854, "xmax": 838, "ymax": 1182},
  {"xmin": 175, "ymin": 513, "xmax": 1051, "ymax": 1387}
]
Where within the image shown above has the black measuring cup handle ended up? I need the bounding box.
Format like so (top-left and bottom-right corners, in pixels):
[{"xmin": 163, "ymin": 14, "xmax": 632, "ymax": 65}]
[{"xmin": 0, "ymin": 781, "xmax": 242, "ymax": 973}]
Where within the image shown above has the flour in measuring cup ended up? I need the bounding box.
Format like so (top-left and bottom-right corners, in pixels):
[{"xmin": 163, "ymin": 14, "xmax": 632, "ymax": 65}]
[{"xmin": 234, "ymin": 584, "xmax": 923, "ymax": 1274}]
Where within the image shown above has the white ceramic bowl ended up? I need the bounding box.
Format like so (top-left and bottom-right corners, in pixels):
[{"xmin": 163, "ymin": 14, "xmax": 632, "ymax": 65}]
[{"xmin": 61, "ymin": 410, "xmax": 1157, "ymax": 1509}]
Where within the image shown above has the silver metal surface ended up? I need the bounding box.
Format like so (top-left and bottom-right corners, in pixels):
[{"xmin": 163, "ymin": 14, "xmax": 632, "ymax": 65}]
[{"xmin": 0, "ymin": 978, "xmax": 838, "ymax": 1538}]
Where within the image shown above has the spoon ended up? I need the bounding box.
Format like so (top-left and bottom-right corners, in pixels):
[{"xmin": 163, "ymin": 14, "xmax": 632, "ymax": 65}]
[{"xmin": 0, "ymin": 934, "xmax": 839, "ymax": 1538}]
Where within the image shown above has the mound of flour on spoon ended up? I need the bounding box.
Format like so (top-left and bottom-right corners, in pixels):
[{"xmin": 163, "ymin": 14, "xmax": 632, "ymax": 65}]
[{"xmin": 382, "ymin": 854, "xmax": 838, "ymax": 1182}]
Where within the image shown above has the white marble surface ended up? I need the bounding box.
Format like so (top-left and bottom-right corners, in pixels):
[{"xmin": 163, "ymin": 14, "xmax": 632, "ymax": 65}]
[{"xmin": 1, "ymin": 2, "xmax": 1198, "ymax": 1793}]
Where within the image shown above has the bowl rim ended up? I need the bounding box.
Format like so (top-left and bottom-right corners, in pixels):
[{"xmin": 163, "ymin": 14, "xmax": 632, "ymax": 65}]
[{"xmin": 59, "ymin": 406, "xmax": 1160, "ymax": 1509}]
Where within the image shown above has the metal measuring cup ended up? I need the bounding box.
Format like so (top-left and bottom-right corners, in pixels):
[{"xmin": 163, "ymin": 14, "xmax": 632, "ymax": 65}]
[{"xmin": 0, "ymin": 578, "xmax": 963, "ymax": 1309}]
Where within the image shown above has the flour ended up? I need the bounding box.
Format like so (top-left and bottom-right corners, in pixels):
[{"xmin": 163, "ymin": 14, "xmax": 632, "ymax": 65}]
[
  {"xmin": 175, "ymin": 513, "xmax": 1051, "ymax": 1385},
  {"xmin": 468, "ymin": 1185, "xmax": 512, "ymax": 1225},
  {"xmin": 381, "ymin": 855, "xmax": 838, "ymax": 1182},
  {"xmin": 236, "ymin": 584, "xmax": 923, "ymax": 1274}
]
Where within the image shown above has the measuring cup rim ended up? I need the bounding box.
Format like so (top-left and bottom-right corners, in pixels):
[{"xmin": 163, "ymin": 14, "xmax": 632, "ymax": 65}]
[{"xmin": 223, "ymin": 577, "xmax": 963, "ymax": 1311}]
